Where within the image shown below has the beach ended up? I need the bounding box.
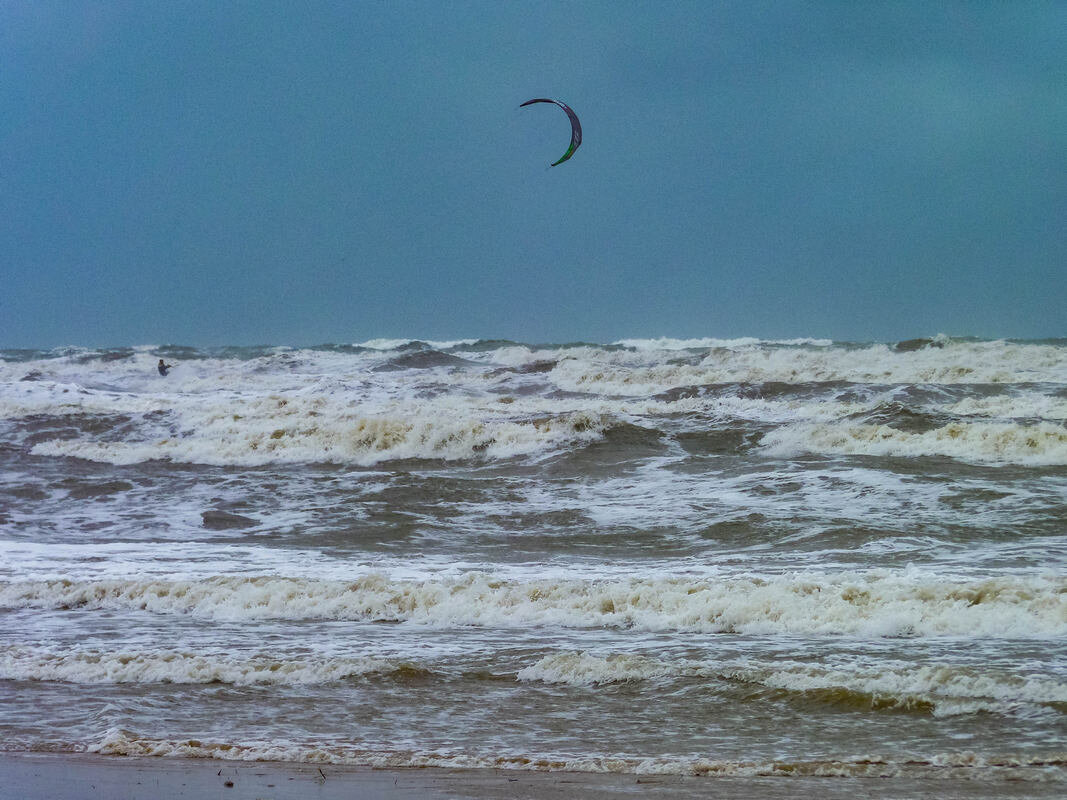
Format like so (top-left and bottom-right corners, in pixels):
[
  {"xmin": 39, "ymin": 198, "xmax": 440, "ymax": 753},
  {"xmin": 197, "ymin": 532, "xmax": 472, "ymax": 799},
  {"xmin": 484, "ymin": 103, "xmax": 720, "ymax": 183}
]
[
  {"xmin": 1, "ymin": 337, "xmax": 1065, "ymax": 796},
  {"xmin": 6, "ymin": 753, "xmax": 1067, "ymax": 800}
]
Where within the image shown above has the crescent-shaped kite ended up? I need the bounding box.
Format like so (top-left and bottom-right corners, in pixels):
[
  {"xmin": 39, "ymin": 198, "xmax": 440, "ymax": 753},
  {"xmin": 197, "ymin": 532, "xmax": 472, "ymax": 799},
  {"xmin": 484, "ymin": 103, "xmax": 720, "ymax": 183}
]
[{"xmin": 520, "ymin": 98, "xmax": 582, "ymax": 167}]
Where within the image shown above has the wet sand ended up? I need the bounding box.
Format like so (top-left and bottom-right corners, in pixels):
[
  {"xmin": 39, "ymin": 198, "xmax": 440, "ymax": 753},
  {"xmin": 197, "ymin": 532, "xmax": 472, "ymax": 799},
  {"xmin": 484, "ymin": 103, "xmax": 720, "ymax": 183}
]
[{"xmin": 2, "ymin": 753, "xmax": 1064, "ymax": 800}]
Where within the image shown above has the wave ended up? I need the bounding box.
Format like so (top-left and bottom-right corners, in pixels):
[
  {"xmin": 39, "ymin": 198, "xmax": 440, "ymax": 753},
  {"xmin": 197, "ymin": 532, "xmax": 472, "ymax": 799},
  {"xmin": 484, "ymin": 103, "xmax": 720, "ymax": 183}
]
[
  {"xmin": 355, "ymin": 338, "xmax": 480, "ymax": 351},
  {"xmin": 27, "ymin": 408, "xmax": 612, "ymax": 466},
  {"xmin": 371, "ymin": 350, "xmax": 476, "ymax": 371},
  {"xmin": 0, "ymin": 646, "xmax": 417, "ymax": 686},
  {"xmin": 614, "ymin": 337, "xmax": 837, "ymax": 350},
  {"xmin": 945, "ymin": 394, "xmax": 1067, "ymax": 420},
  {"xmin": 4, "ymin": 336, "xmax": 1066, "ymax": 468},
  {"xmin": 517, "ymin": 652, "xmax": 1067, "ymax": 716},
  {"xmin": 15, "ymin": 388, "xmax": 1064, "ymax": 467},
  {"xmin": 2, "ymin": 572, "xmax": 1063, "ymax": 637},
  {"xmin": 5, "ymin": 337, "xmax": 1066, "ymax": 385},
  {"xmin": 60, "ymin": 729, "xmax": 1067, "ymax": 780},
  {"xmin": 4, "ymin": 644, "xmax": 1062, "ymax": 719},
  {"xmin": 550, "ymin": 340, "xmax": 1067, "ymax": 393},
  {"xmin": 761, "ymin": 420, "xmax": 1067, "ymax": 465}
]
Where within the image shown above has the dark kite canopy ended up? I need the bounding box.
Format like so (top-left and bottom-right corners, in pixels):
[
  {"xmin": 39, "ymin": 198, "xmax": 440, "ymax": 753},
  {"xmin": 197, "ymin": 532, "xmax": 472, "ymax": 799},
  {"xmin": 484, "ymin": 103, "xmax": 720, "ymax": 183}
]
[{"xmin": 520, "ymin": 98, "xmax": 582, "ymax": 166}]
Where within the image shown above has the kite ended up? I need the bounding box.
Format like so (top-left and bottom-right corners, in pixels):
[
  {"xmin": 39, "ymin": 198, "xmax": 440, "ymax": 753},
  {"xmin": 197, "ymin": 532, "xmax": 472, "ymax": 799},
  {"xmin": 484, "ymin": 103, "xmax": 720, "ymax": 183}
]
[{"xmin": 520, "ymin": 98, "xmax": 582, "ymax": 166}]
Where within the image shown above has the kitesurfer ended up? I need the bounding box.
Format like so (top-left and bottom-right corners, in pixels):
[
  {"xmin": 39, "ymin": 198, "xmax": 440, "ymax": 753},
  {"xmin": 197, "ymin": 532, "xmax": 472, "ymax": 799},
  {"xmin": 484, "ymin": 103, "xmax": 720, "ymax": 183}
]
[{"xmin": 157, "ymin": 359, "xmax": 174, "ymax": 376}]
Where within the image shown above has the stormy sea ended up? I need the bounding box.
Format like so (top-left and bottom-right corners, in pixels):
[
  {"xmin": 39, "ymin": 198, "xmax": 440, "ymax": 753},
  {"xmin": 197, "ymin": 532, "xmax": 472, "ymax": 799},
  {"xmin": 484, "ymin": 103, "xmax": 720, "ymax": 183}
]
[{"xmin": 1, "ymin": 336, "xmax": 1065, "ymax": 788}]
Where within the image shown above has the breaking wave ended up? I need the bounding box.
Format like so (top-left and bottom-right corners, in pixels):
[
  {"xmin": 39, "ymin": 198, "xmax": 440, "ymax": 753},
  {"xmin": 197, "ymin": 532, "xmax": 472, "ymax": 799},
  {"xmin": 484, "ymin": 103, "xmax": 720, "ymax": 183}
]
[
  {"xmin": 761, "ymin": 420, "xmax": 1067, "ymax": 465},
  {"xmin": 7, "ymin": 643, "xmax": 1063, "ymax": 719},
  {"xmin": 0, "ymin": 645, "xmax": 417, "ymax": 686},
  {"xmin": 3, "ymin": 572, "xmax": 1063, "ymax": 637},
  {"xmin": 70, "ymin": 728, "xmax": 1067, "ymax": 781},
  {"xmin": 5, "ymin": 336, "xmax": 1066, "ymax": 467},
  {"xmin": 27, "ymin": 407, "xmax": 612, "ymax": 466},
  {"xmin": 518, "ymin": 652, "xmax": 1067, "ymax": 716}
]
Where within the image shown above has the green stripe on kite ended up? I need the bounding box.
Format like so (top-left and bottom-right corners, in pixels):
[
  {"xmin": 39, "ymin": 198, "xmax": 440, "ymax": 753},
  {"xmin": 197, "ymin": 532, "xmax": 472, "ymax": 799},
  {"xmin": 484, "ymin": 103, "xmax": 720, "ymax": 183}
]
[{"xmin": 520, "ymin": 98, "xmax": 582, "ymax": 167}]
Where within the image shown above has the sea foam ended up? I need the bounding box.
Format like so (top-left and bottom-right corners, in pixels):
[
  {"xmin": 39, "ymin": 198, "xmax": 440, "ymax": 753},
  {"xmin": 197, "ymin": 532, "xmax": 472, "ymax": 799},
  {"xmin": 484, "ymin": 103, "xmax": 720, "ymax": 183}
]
[
  {"xmin": 0, "ymin": 645, "xmax": 408, "ymax": 686},
  {"xmin": 27, "ymin": 403, "xmax": 610, "ymax": 466},
  {"xmin": 3, "ymin": 571, "xmax": 1063, "ymax": 637},
  {"xmin": 82, "ymin": 728, "xmax": 1067, "ymax": 780},
  {"xmin": 518, "ymin": 651, "xmax": 1067, "ymax": 716},
  {"xmin": 761, "ymin": 420, "xmax": 1067, "ymax": 465}
]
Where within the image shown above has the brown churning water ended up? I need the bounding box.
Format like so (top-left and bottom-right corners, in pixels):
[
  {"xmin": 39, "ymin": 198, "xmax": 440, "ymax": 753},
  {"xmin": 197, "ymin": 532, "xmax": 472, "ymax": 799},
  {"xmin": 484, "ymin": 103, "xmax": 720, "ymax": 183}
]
[{"xmin": 1, "ymin": 336, "xmax": 1065, "ymax": 784}]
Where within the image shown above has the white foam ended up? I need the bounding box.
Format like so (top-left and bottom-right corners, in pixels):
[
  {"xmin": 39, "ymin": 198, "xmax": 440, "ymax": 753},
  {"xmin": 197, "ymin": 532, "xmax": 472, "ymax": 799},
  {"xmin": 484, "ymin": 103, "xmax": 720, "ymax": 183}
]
[
  {"xmin": 518, "ymin": 652, "xmax": 1067, "ymax": 716},
  {"xmin": 946, "ymin": 394, "xmax": 1067, "ymax": 421},
  {"xmin": 4, "ymin": 338, "xmax": 1067, "ymax": 467},
  {"xmin": 84, "ymin": 728, "xmax": 1067, "ymax": 779},
  {"xmin": 614, "ymin": 337, "xmax": 835, "ymax": 350},
  {"xmin": 356, "ymin": 338, "xmax": 421, "ymax": 350},
  {"xmin": 354, "ymin": 338, "xmax": 479, "ymax": 350},
  {"xmin": 487, "ymin": 463, "xmax": 1054, "ymax": 556},
  {"xmin": 762, "ymin": 421, "xmax": 1067, "ymax": 465},
  {"xmin": 3, "ymin": 571, "xmax": 1063, "ymax": 637},
  {"xmin": 0, "ymin": 539, "xmax": 438, "ymax": 582},
  {"xmin": 614, "ymin": 337, "xmax": 764, "ymax": 350},
  {"xmin": 28, "ymin": 402, "xmax": 610, "ymax": 466},
  {"xmin": 0, "ymin": 645, "xmax": 407, "ymax": 685},
  {"xmin": 771, "ymin": 338, "xmax": 836, "ymax": 347},
  {"xmin": 551, "ymin": 339, "xmax": 1067, "ymax": 394}
]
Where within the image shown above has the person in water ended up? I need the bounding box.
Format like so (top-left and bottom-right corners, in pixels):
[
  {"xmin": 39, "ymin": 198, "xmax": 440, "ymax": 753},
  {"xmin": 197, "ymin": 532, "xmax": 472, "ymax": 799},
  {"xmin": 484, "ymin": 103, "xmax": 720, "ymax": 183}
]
[{"xmin": 157, "ymin": 359, "xmax": 174, "ymax": 376}]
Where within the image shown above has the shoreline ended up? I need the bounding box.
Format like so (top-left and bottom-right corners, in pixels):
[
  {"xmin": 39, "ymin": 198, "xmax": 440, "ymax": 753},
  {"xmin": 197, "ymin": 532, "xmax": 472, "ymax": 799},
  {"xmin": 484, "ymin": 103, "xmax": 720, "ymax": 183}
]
[{"xmin": 3, "ymin": 752, "xmax": 1065, "ymax": 800}]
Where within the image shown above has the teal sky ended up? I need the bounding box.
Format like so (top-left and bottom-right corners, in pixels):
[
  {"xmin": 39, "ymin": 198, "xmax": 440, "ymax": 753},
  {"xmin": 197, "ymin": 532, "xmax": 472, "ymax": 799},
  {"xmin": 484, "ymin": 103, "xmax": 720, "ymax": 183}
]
[{"xmin": 2, "ymin": 1, "xmax": 1064, "ymax": 347}]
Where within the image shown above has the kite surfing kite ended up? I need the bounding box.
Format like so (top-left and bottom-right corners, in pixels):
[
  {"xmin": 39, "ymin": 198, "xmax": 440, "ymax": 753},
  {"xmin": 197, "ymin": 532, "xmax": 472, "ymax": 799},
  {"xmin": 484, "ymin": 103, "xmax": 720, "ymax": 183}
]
[{"xmin": 520, "ymin": 98, "xmax": 582, "ymax": 166}]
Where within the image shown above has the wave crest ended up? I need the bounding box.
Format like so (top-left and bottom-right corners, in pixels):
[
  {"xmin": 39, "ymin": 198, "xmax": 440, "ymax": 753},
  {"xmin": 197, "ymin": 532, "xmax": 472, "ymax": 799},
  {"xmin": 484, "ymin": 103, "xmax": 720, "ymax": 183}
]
[
  {"xmin": 761, "ymin": 421, "xmax": 1067, "ymax": 465},
  {"xmin": 518, "ymin": 652, "xmax": 1067, "ymax": 716},
  {"xmin": 75, "ymin": 728, "xmax": 1067, "ymax": 780},
  {"xmin": 0, "ymin": 645, "xmax": 412, "ymax": 686},
  {"xmin": 3, "ymin": 572, "xmax": 1063, "ymax": 637},
  {"xmin": 28, "ymin": 408, "xmax": 612, "ymax": 466}
]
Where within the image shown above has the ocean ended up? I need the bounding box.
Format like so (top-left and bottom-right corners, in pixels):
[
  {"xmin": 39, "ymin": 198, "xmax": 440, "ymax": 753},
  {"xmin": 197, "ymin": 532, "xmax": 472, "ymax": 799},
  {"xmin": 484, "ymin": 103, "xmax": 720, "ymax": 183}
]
[{"xmin": 1, "ymin": 336, "xmax": 1065, "ymax": 786}]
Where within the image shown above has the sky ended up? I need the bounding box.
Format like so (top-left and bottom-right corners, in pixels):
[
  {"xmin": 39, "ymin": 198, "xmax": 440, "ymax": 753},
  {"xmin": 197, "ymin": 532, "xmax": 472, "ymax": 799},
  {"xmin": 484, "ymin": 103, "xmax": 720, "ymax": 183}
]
[{"xmin": 1, "ymin": 1, "xmax": 1064, "ymax": 347}]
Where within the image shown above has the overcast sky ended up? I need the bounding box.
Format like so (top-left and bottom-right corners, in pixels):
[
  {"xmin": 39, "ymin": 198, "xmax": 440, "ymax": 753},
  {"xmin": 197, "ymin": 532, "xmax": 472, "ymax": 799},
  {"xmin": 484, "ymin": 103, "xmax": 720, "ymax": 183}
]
[{"xmin": 2, "ymin": 1, "xmax": 1064, "ymax": 347}]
